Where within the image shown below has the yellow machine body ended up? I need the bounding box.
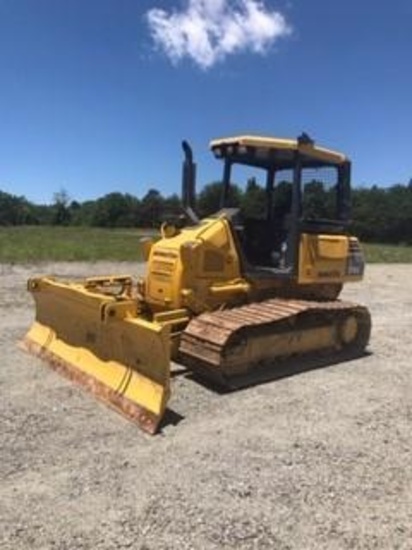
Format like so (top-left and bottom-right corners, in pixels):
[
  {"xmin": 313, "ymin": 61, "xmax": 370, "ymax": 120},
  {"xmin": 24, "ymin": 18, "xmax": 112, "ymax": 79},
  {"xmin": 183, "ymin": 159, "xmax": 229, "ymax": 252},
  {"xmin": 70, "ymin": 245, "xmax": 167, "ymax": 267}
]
[
  {"xmin": 145, "ymin": 217, "xmax": 364, "ymax": 311},
  {"xmin": 145, "ymin": 217, "xmax": 246, "ymax": 313},
  {"xmin": 23, "ymin": 134, "xmax": 370, "ymax": 434}
]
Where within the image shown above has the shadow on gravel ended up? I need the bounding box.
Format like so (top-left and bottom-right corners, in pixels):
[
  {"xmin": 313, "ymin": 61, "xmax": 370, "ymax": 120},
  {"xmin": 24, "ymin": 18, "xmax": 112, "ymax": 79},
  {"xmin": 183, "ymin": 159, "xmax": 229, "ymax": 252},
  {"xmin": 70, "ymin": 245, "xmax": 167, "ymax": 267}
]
[
  {"xmin": 183, "ymin": 349, "xmax": 373, "ymax": 395},
  {"xmin": 158, "ymin": 408, "xmax": 185, "ymax": 432}
]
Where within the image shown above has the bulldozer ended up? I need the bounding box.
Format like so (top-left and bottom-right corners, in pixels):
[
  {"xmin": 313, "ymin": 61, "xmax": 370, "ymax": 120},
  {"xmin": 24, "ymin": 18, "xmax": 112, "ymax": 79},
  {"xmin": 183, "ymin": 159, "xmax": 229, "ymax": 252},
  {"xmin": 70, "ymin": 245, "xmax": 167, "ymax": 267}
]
[{"xmin": 22, "ymin": 134, "xmax": 371, "ymax": 434}]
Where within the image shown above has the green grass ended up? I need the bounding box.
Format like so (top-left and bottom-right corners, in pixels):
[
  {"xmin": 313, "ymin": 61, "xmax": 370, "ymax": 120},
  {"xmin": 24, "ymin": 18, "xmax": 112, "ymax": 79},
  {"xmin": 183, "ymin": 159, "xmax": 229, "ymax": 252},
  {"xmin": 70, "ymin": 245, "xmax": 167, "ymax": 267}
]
[
  {"xmin": 0, "ymin": 226, "xmax": 159, "ymax": 262},
  {"xmin": 0, "ymin": 226, "xmax": 411, "ymax": 263},
  {"xmin": 363, "ymin": 242, "xmax": 412, "ymax": 263}
]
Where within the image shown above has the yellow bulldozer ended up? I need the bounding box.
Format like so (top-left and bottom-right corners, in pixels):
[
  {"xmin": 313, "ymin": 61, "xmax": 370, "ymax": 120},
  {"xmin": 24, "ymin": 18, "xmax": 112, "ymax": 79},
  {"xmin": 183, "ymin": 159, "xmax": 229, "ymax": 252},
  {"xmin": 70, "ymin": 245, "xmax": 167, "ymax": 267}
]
[{"xmin": 23, "ymin": 134, "xmax": 371, "ymax": 434}]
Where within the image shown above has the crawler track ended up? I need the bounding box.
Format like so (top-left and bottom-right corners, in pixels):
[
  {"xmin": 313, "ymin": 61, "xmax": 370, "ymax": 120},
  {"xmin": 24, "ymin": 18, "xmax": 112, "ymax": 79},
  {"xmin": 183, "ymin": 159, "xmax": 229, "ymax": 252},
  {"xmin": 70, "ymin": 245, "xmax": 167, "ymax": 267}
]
[{"xmin": 179, "ymin": 298, "xmax": 371, "ymax": 386}]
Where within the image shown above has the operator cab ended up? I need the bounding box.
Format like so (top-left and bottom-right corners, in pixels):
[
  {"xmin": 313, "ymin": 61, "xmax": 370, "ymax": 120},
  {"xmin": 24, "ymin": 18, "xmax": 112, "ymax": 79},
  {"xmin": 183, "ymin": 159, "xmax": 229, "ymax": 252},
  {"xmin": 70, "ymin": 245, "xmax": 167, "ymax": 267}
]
[{"xmin": 210, "ymin": 134, "xmax": 351, "ymax": 276}]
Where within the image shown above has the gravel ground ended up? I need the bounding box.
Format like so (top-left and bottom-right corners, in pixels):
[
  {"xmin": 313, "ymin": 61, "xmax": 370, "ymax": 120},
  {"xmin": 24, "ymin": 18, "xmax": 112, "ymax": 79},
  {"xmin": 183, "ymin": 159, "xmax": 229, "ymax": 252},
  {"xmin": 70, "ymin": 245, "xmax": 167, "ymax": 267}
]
[{"xmin": 1, "ymin": 262, "xmax": 411, "ymax": 550}]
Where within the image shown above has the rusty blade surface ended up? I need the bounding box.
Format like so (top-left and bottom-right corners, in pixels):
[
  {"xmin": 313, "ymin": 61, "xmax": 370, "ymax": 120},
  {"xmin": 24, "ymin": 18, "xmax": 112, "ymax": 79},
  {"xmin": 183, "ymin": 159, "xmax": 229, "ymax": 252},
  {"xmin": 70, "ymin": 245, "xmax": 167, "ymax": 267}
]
[{"xmin": 21, "ymin": 339, "xmax": 161, "ymax": 435}]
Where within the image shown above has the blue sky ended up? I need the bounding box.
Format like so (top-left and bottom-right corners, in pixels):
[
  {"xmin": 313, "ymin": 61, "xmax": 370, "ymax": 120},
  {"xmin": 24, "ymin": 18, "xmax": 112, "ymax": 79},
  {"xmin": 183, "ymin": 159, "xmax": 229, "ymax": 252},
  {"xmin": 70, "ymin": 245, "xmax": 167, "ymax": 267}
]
[{"xmin": 0, "ymin": 0, "xmax": 411, "ymax": 204}]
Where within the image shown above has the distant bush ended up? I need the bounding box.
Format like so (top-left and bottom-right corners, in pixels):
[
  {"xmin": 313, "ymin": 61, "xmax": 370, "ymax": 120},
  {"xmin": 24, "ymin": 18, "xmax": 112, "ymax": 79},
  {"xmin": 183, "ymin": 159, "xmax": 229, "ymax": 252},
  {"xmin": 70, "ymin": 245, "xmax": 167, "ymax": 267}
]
[{"xmin": 1, "ymin": 181, "xmax": 411, "ymax": 244}]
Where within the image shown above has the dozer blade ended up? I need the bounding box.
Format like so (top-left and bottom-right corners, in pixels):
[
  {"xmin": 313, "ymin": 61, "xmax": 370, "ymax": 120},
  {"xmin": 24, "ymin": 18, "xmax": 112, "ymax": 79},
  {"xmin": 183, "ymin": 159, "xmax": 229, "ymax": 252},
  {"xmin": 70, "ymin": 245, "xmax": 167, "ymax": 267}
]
[{"xmin": 22, "ymin": 277, "xmax": 171, "ymax": 434}]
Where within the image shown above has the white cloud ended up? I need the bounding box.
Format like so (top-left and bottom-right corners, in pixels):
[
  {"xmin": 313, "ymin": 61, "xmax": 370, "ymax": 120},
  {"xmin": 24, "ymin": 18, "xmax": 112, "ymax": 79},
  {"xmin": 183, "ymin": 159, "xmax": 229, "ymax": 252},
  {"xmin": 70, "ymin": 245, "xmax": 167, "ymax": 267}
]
[{"xmin": 146, "ymin": 0, "xmax": 291, "ymax": 70}]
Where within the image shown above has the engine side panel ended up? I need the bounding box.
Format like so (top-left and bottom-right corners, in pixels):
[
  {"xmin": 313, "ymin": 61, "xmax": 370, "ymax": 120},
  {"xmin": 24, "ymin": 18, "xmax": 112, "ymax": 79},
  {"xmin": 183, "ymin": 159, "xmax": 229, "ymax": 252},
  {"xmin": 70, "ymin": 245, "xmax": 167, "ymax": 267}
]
[
  {"xmin": 145, "ymin": 217, "xmax": 244, "ymax": 313},
  {"xmin": 298, "ymin": 233, "xmax": 365, "ymax": 285}
]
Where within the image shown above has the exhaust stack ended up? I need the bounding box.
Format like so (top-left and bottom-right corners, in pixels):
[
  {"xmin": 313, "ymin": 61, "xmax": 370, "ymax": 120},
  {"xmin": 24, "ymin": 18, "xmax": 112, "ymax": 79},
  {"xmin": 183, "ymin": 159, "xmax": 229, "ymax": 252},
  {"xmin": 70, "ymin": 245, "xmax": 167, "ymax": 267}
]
[{"xmin": 181, "ymin": 140, "xmax": 199, "ymax": 224}]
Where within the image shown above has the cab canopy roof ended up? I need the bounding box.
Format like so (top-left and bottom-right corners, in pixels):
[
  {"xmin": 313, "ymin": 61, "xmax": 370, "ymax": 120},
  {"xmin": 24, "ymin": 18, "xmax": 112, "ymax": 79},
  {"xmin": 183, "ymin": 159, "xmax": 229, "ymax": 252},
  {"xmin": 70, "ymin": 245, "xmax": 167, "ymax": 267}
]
[{"xmin": 210, "ymin": 134, "xmax": 349, "ymax": 169}]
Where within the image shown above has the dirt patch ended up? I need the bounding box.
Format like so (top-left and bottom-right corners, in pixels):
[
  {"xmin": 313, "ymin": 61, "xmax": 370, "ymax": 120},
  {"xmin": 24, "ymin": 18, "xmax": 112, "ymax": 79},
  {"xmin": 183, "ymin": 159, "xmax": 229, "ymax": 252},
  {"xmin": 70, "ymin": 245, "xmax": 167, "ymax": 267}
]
[{"xmin": 1, "ymin": 263, "xmax": 411, "ymax": 549}]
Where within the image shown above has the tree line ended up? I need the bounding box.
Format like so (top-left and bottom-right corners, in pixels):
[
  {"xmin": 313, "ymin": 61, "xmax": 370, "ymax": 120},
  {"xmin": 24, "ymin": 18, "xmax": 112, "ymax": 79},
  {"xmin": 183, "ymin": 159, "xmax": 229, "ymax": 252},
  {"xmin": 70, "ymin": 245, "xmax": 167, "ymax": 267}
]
[{"xmin": 0, "ymin": 180, "xmax": 411, "ymax": 244}]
